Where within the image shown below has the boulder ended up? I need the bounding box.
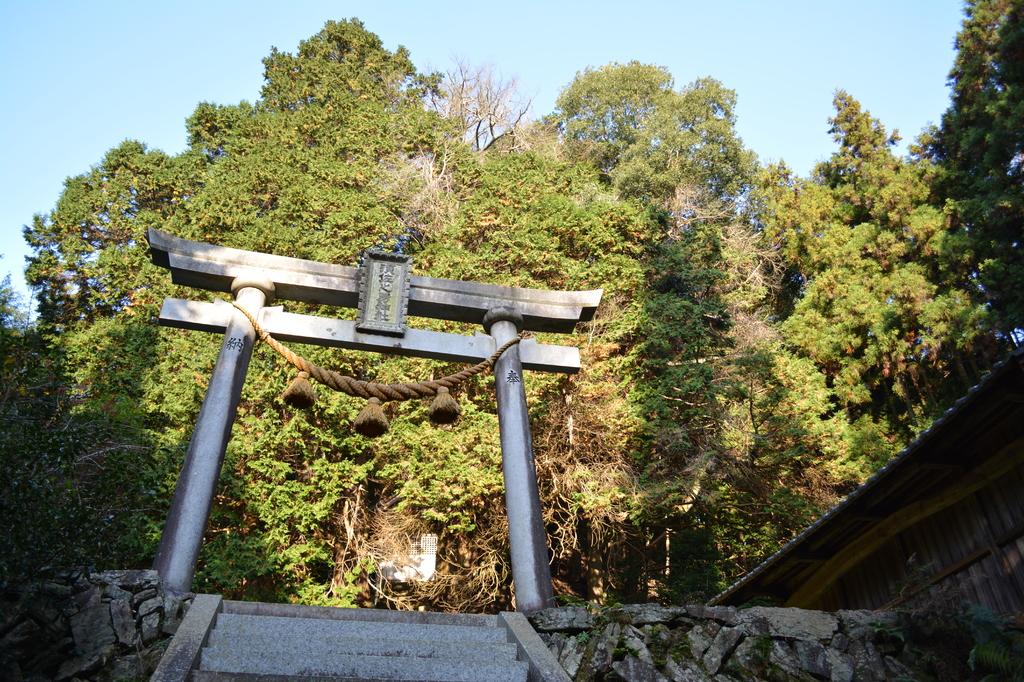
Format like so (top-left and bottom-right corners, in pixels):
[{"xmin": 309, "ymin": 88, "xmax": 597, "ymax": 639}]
[
  {"xmin": 846, "ymin": 640, "xmax": 886, "ymax": 681},
  {"xmin": 702, "ymin": 626, "xmax": 743, "ymax": 675},
  {"xmin": 529, "ymin": 605, "xmax": 594, "ymax": 632},
  {"xmin": 160, "ymin": 592, "xmax": 188, "ymax": 635},
  {"xmin": 824, "ymin": 649, "xmax": 855, "ymax": 682},
  {"xmin": 54, "ymin": 643, "xmax": 113, "ymax": 681},
  {"xmin": 687, "ymin": 621, "xmax": 720, "ymax": 660},
  {"xmin": 591, "ymin": 622, "xmax": 622, "ymax": 674},
  {"xmin": 136, "ymin": 596, "xmax": 162, "ymax": 618},
  {"xmin": 686, "ymin": 605, "xmax": 738, "ymax": 626},
  {"xmin": 611, "ymin": 655, "xmax": 670, "ymax": 682},
  {"xmin": 38, "ymin": 581, "xmax": 73, "ymax": 598},
  {"xmin": 883, "ymin": 655, "xmax": 914, "ymax": 679},
  {"xmin": 102, "ymin": 653, "xmax": 144, "ymax": 681},
  {"xmin": 622, "ymin": 625, "xmax": 654, "ymax": 664},
  {"xmin": 28, "ymin": 600, "xmax": 65, "ymax": 638},
  {"xmin": 131, "ymin": 588, "xmax": 158, "ymax": 608},
  {"xmin": 139, "ymin": 610, "xmax": 161, "ymax": 644},
  {"xmin": 95, "ymin": 570, "xmax": 159, "ymax": 592},
  {"xmin": 73, "ymin": 586, "xmax": 101, "ymax": 613},
  {"xmin": 69, "ymin": 602, "xmax": 114, "ymax": 657},
  {"xmin": 836, "ymin": 610, "xmax": 897, "ymax": 641},
  {"xmin": 101, "ymin": 584, "xmax": 132, "ymax": 604},
  {"xmin": 22, "ymin": 636, "xmax": 74, "ymax": 678},
  {"xmin": 725, "ymin": 636, "xmax": 769, "ymax": 677},
  {"xmin": 615, "ymin": 603, "xmax": 689, "ymax": 626},
  {"xmin": 793, "ymin": 640, "xmax": 830, "ymax": 679},
  {"xmin": 740, "ymin": 607, "xmax": 838, "ymax": 641},
  {"xmin": 109, "ymin": 600, "xmax": 135, "ymax": 647},
  {"xmin": 663, "ymin": 657, "xmax": 712, "ymax": 682},
  {"xmin": 0, "ymin": 619, "xmax": 41, "ymax": 659},
  {"xmin": 557, "ymin": 634, "xmax": 586, "ymax": 679},
  {"xmin": 768, "ymin": 640, "xmax": 815, "ymax": 681}
]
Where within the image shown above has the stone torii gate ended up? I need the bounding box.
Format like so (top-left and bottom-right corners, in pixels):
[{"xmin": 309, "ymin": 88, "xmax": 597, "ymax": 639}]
[{"xmin": 147, "ymin": 228, "xmax": 601, "ymax": 613}]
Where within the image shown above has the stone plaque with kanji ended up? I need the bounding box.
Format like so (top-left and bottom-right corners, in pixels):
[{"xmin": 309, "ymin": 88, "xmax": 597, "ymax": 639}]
[{"xmin": 356, "ymin": 250, "xmax": 412, "ymax": 336}]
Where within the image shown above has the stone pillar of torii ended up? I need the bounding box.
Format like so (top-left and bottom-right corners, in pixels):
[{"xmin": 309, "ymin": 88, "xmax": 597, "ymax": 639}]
[{"xmin": 147, "ymin": 228, "xmax": 601, "ymax": 613}]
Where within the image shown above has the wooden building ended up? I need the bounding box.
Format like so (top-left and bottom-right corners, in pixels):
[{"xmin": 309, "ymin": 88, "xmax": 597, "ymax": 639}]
[{"xmin": 711, "ymin": 349, "xmax": 1024, "ymax": 614}]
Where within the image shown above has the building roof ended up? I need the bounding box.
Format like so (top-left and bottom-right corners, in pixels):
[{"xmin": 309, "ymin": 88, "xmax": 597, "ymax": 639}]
[{"xmin": 710, "ymin": 348, "xmax": 1024, "ymax": 607}]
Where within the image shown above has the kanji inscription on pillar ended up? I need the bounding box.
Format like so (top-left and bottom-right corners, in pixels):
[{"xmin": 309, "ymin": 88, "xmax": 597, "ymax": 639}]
[{"xmin": 356, "ymin": 250, "xmax": 412, "ymax": 337}]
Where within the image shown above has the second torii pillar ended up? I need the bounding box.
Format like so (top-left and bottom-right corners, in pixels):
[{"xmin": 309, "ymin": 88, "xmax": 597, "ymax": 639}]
[{"xmin": 485, "ymin": 306, "xmax": 554, "ymax": 612}]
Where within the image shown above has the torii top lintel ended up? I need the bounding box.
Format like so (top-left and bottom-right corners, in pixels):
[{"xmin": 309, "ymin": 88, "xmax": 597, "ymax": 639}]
[{"xmin": 148, "ymin": 229, "xmax": 602, "ymax": 334}]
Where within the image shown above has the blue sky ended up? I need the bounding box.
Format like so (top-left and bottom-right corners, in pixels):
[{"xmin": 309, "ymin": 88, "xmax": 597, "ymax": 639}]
[{"xmin": 0, "ymin": 0, "xmax": 964, "ymax": 304}]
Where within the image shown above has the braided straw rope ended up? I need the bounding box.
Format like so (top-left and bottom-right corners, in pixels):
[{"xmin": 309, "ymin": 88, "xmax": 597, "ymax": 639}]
[{"xmin": 232, "ymin": 302, "xmax": 522, "ymax": 403}]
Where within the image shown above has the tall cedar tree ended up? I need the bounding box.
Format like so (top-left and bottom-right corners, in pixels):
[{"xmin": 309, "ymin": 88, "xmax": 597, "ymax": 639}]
[
  {"xmin": 757, "ymin": 93, "xmax": 990, "ymax": 463},
  {"xmin": 928, "ymin": 0, "xmax": 1024, "ymax": 341}
]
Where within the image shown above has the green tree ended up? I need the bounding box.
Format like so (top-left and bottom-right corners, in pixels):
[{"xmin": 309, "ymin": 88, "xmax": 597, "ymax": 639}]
[
  {"xmin": 0, "ymin": 273, "xmax": 165, "ymax": 582},
  {"xmin": 758, "ymin": 92, "xmax": 988, "ymax": 443},
  {"xmin": 928, "ymin": 0, "xmax": 1024, "ymax": 339},
  {"xmin": 554, "ymin": 61, "xmax": 671, "ymax": 176},
  {"xmin": 23, "ymin": 19, "xmax": 987, "ymax": 612},
  {"xmin": 554, "ymin": 62, "xmax": 754, "ymax": 205},
  {"xmin": 554, "ymin": 62, "xmax": 797, "ymax": 601}
]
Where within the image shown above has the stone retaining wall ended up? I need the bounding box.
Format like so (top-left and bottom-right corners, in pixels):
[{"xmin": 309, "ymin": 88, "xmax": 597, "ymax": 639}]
[
  {"xmin": 1, "ymin": 575, "xmax": 961, "ymax": 682},
  {"xmin": 0, "ymin": 569, "xmax": 192, "ymax": 681},
  {"xmin": 528, "ymin": 604, "xmax": 929, "ymax": 681}
]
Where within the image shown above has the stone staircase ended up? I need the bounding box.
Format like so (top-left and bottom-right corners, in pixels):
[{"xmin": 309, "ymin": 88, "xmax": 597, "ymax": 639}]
[{"xmin": 151, "ymin": 595, "xmax": 568, "ymax": 681}]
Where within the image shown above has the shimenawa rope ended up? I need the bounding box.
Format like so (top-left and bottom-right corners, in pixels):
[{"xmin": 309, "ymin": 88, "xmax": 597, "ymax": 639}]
[{"xmin": 231, "ymin": 301, "xmax": 523, "ymax": 403}]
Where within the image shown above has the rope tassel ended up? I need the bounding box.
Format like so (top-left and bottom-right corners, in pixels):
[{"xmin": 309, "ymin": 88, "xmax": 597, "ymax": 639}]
[
  {"xmin": 281, "ymin": 371, "xmax": 316, "ymax": 409},
  {"xmin": 354, "ymin": 397, "xmax": 389, "ymax": 437},
  {"xmin": 429, "ymin": 386, "xmax": 460, "ymax": 424}
]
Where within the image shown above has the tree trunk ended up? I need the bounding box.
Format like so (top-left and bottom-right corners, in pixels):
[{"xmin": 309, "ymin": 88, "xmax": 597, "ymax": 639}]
[{"xmin": 582, "ymin": 520, "xmax": 607, "ymax": 603}]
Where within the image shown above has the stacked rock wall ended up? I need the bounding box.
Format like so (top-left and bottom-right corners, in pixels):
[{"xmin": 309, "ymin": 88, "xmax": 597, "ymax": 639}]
[
  {"xmin": 2, "ymin": 576, "xmax": 967, "ymax": 682},
  {"xmin": 529, "ymin": 604, "xmax": 928, "ymax": 681},
  {"xmin": 0, "ymin": 569, "xmax": 192, "ymax": 681}
]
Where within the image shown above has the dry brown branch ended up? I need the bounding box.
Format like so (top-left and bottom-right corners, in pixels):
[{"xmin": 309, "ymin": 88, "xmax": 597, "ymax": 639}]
[
  {"xmin": 667, "ymin": 184, "xmax": 735, "ymax": 236},
  {"xmin": 328, "ymin": 484, "xmax": 370, "ymax": 601},
  {"xmin": 529, "ymin": 325, "xmax": 646, "ymax": 602},
  {"xmin": 375, "ymin": 149, "xmax": 460, "ymax": 238},
  {"xmin": 364, "ymin": 505, "xmax": 512, "ymax": 612},
  {"xmin": 432, "ymin": 59, "xmax": 532, "ymax": 153}
]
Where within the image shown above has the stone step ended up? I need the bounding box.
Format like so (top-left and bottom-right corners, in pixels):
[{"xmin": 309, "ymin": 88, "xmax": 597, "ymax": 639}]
[
  {"xmin": 211, "ymin": 613, "xmax": 508, "ymax": 645},
  {"xmin": 156, "ymin": 594, "xmax": 569, "ymax": 681},
  {"xmin": 206, "ymin": 629, "xmax": 520, "ymax": 661},
  {"xmin": 199, "ymin": 645, "xmax": 529, "ymax": 682},
  {"xmin": 192, "ymin": 673, "xmax": 380, "ymax": 682},
  {"xmin": 222, "ymin": 601, "xmax": 498, "ymax": 628}
]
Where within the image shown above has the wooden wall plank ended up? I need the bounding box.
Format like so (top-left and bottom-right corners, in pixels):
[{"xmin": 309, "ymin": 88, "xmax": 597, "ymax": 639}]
[
  {"xmin": 986, "ymin": 466, "xmax": 1024, "ymax": 535},
  {"xmin": 787, "ymin": 439, "xmax": 1024, "ymax": 608},
  {"xmin": 1004, "ymin": 537, "xmax": 1024, "ymax": 611}
]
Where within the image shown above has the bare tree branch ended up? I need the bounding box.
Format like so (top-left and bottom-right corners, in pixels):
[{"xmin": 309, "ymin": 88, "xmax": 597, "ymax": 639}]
[{"xmin": 432, "ymin": 59, "xmax": 532, "ymax": 152}]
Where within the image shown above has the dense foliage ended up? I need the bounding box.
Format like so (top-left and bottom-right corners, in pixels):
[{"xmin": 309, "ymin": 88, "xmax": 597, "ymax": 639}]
[
  {"xmin": 4, "ymin": 5, "xmax": 1020, "ymax": 609},
  {"xmin": 927, "ymin": 0, "xmax": 1024, "ymax": 338}
]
